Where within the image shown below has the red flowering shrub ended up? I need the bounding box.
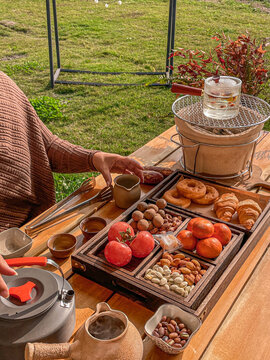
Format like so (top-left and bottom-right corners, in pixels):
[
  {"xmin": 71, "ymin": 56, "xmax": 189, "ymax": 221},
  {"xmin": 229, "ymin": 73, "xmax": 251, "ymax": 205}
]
[{"xmin": 170, "ymin": 32, "xmax": 269, "ymax": 96}]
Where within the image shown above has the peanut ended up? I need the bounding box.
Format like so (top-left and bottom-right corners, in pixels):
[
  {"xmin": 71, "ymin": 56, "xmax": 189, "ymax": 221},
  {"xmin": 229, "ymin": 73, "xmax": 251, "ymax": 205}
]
[
  {"xmin": 194, "ymin": 274, "xmax": 202, "ymax": 284},
  {"xmin": 200, "ymin": 269, "xmax": 207, "ymax": 275}
]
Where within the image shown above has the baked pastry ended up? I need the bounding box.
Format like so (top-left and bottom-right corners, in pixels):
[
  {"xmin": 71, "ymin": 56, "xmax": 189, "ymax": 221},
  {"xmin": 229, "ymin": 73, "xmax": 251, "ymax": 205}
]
[
  {"xmin": 176, "ymin": 179, "xmax": 206, "ymax": 200},
  {"xmin": 193, "ymin": 185, "xmax": 219, "ymax": 205},
  {"xmin": 163, "ymin": 188, "xmax": 191, "ymax": 208},
  {"xmin": 214, "ymin": 193, "xmax": 239, "ymax": 222},
  {"xmin": 237, "ymin": 199, "xmax": 262, "ymax": 230}
]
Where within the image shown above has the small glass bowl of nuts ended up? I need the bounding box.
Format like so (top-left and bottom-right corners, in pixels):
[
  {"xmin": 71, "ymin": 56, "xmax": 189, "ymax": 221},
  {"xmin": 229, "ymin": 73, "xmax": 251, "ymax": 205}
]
[{"xmin": 144, "ymin": 304, "xmax": 201, "ymax": 354}]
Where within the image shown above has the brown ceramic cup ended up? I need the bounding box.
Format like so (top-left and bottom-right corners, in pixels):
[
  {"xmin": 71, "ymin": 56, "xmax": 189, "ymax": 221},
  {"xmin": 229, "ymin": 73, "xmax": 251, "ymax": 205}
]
[
  {"xmin": 80, "ymin": 217, "xmax": 107, "ymax": 240},
  {"xmin": 47, "ymin": 233, "xmax": 77, "ymax": 259}
]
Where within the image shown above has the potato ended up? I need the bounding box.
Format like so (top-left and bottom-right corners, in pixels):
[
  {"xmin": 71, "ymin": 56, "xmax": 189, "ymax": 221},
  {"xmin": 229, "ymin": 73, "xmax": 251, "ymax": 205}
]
[
  {"xmin": 153, "ymin": 214, "xmax": 164, "ymax": 228},
  {"xmin": 137, "ymin": 202, "xmax": 148, "ymax": 212},
  {"xmin": 158, "ymin": 209, "xmax": 166, "ymax": 218},
  {"xmin": 137, "ymin": 219, "xmax": 149, "ymax": 231},
  {"xmin": 147, "ymin": 204, "xmax": 159, "ymax": 212},
  {"xmin": 132, "ymin": 210, "xmax": 144, "ymax": 222},
  {"xmin": 144, "ymin": 209, "xmax": 156, "ymax": 220},
  {"xmin": 156, "ymin": 198, "xmax": 167, "ymax": 209}
]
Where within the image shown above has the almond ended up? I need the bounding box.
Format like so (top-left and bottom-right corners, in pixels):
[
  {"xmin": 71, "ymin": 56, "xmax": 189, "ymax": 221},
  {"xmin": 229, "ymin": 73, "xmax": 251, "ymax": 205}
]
[
  {"xmin": 191, "ymin": 259, "xmax": 200, "ymax": 267},
  {"xmin": 171, "ymin": 259, "xmax": 182, "ymax": 267},
  {"xmin": 184, "ymin": 274, "xmax": 195, "ymax": 286},
  {"xmin": 179, "ymin": 267, "xmax": 191, "ymax": 275},
  {"xmin": 177, "ymin": 260, "xmax": 188, "ymax": 267},
  {"xmin": 185, "ymin": 262, "xmax": 196, "ymax": 271},
  {"xmin": 160, "ymin": 259, "xmax": 171, "ymax": 267},
  {"xmin": 163, "ymin": 253, "xmax": 174, "ymax": 262},
  {"xmin": 195, "ymin": 274, "xmax": 202, "ymax": 284},
  {"xmin": 173, "ymin": 253, "xmax": 185, "ymax": 260}
]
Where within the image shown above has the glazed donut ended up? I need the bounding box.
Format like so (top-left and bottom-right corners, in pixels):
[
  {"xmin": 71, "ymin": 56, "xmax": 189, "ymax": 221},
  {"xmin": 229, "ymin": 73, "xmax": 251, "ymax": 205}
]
[
  {"xmin": 163, "ymin": 188, "xmax": 191, "ymax": 208},
  {"xmin": 192, "ymin": 185, "xmax": 219, "ymax": 205},
  {"xmin": 176, "ymin": 179, "xmax": 206, "ymax": 200}
]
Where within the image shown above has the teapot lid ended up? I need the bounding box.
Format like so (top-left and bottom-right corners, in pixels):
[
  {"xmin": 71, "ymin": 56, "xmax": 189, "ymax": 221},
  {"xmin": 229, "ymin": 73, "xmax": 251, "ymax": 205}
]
[{"xmin": 0, "ymin": 268, "xmax": 59, "ymax": 321}]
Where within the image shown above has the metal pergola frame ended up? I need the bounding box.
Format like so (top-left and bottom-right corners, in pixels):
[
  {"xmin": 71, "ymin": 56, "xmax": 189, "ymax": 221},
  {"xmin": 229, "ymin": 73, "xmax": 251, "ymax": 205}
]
[{"xmin": 46, "ymin": 0, "xmax": 176, "ymax": 88}]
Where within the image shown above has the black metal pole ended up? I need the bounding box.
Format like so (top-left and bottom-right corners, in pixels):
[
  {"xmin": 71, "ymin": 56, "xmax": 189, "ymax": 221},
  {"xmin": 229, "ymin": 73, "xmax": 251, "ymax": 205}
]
[
  {"xmin": 46, "ymin": 0, "xmax": 54, "ymax": 88},
  {"xmin": 169, "ymin": 0, "xmax": 177, "ymax": 76},
  {"xmin": 165, "ymin": 0, "xmax": 173, "ymax": 75},
  {"xmin": 52, "ymin": 0, "xmax": 61, "ymax": 69}
]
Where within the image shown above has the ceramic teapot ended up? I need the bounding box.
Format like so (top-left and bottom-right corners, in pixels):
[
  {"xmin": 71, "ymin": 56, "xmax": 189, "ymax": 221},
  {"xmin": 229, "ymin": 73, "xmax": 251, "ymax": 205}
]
[{"xmin": 25, "ymin": 302, "xmax": 143, "ymax": 360}]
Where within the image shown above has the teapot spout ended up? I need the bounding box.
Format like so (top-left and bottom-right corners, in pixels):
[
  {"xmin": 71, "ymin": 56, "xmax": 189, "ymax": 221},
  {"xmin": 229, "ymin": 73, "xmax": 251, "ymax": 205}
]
[{"xmin": 25, "ymin": 342, "xmax": 71, "ymax": 360}]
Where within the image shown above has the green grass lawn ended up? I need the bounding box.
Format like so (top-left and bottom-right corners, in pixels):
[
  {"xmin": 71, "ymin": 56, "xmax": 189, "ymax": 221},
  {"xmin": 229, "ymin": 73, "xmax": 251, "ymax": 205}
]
[{"xmin": 0, "ymin": 0, "xmax": 269, "ymax": 200}]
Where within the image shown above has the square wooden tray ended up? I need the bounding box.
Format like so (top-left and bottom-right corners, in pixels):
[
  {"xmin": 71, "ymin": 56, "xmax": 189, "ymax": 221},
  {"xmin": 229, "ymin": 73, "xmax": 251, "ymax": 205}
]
[
  {"xmin": 150, "ymin": 170, "xmax": 270, "ymax": 233},
  {"xmin": 72, "ymin": 199, "xmax": 244, "ymax": 313}
]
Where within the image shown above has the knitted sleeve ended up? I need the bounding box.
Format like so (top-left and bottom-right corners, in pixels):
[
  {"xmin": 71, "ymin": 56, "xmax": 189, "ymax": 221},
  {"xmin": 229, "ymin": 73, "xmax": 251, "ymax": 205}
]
[
  {"xmin": 0, "ymin": 71, "xmax": 99, "ymax": 173},
  {"xmin": 39, "ymin": 122, "xmax": 99, "ymax": 173}
]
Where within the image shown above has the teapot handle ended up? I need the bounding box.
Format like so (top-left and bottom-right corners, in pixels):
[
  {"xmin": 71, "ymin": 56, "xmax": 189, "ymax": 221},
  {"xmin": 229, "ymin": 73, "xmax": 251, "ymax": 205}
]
[
  {"xmin": 25, "ymin": 343, "xmax": 71, "ymax": 360},
  {"xmin": 95, "ymin": 301, "xmax": 112, "ymax": 315}
]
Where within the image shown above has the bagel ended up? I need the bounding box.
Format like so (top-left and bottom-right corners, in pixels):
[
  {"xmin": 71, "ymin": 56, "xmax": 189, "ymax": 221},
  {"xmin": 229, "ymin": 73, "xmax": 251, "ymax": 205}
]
[
  {"xmin": 163, "ymin": 188, "xmax": 191, "ymax": 208},
  {"xmin": 192, "ymin": 185, "xmax": 219, "ymax": 205},
  {"xmin": 176, "ymin": 179, "xmax": 206, "ymax": 200}
]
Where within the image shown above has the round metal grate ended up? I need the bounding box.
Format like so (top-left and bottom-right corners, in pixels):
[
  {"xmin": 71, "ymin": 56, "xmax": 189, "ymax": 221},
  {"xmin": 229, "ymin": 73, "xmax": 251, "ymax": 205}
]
[{"xmin": 172, "ymin": 94, "xmax": 270, "ymax": 129}]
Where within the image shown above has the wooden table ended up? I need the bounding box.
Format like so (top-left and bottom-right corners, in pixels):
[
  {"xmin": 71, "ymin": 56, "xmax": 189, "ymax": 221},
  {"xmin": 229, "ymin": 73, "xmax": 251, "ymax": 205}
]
[{"xmin": 22, "ymin": 126, "xmax": 270, "ymax": 360}]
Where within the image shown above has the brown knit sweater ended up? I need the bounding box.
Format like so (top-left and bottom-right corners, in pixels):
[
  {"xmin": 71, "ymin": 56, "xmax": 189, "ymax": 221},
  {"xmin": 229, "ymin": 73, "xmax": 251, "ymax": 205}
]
[{"xmin": 0, "ymin": 72, "xmax": 97, "ymax": 231}]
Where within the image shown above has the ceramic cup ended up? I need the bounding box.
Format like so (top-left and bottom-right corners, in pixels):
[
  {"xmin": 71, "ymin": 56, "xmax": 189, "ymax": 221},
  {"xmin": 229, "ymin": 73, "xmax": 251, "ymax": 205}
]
[
  {"xmin": 113, "ymin": 174, "xmax": 141, "ymax": 209},
  {"xmin": 47, "ymin": 233, "xmax": 77, "ymax": 259},
  {"xmin": 80, "ymin": 217, "xmax": 107, "ymax": 240}
]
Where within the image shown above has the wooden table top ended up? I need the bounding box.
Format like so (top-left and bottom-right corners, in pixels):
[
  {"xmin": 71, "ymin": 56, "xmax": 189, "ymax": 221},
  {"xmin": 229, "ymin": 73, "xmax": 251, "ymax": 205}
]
[{"xmin": 22, "ymin": 126, "xmax": 270, "ymax": 360}]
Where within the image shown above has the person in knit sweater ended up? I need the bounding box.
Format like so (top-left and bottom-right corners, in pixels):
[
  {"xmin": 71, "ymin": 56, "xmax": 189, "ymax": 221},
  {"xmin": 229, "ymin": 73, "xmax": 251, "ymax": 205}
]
[
  {"xmin": 0, "ymin": 256, "xmax": 16, "ymax": 298},
  {"xmin": 0, "ymin": 71, "xmax": 143, "ymax": 232}
]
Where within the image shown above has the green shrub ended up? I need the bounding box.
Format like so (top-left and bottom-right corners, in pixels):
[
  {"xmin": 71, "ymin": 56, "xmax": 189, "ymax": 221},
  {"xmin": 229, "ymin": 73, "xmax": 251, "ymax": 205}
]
[{"xmin": 30, "ymin": 96, "xmax": 66, "ymax": 123}]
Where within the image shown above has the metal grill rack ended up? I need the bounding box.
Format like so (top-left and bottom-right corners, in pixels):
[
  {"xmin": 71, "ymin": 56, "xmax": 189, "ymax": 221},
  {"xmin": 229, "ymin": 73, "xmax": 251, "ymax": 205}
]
[
  {"xmin": 171, "ymin": 95, "xmax": 270, "ymax": 180},
  {"xmin": 172, "ymin": 95, "xmax": 270, "ymax": 129}
]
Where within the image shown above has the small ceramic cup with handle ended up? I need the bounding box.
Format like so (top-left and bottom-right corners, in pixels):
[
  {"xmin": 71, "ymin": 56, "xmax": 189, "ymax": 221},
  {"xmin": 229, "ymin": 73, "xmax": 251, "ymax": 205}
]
[{"xmin": 113, "ymin": 174, "xmax": 141, "ymax": 209}]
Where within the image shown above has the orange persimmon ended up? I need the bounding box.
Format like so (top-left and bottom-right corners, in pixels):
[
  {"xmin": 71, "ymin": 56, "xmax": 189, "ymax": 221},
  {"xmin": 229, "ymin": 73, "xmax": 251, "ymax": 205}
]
[
  {"xmin": 192, "ymin": 219, "xmax": 214, "ymax": 239},
  {"xmin": 177, "ymin": 230, "xmax": 197, "ymax": 251},
  {"xmin": 196, "ymin": 237, "xmax": 222, "ymax": 258},
  {"xmin": 187, "ymin": 217, "xmax": 204, "ymax": 232},
  {"xmin": 213, "ymin": 223, "xmax": 232, "ymax": 246}
]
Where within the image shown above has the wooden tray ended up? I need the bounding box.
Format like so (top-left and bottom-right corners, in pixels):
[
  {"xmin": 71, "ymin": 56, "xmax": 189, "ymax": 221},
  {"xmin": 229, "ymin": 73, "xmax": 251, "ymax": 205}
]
[
  {"xmin": 72, "ymin": 200, "xmax": 244, "ymax": 312},
  {"xmin": 151, "ymin": 170, "xmax": 270, "ymax": 233}
]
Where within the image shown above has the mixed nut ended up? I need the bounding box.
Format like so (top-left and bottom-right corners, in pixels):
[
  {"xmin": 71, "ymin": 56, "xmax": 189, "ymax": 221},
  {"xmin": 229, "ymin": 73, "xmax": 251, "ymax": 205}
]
[
  {"xmin": 144, "ymin": 252, "xmax": 207, "ymax": 297},
  {"xmin": 130, "ymin": 199, "xmax": 182, "ymax": 235},
  {"xmin": 152, "ymin": 316, "xmax": 192, "ymax": 349}
]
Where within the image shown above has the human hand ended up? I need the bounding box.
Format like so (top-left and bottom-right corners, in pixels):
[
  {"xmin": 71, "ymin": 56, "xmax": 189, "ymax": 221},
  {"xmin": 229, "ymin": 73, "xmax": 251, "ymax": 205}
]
[
  {"xmin": 0, "ymin": 256, "xmax": 17, "ymax": 298},
  {"xmin": 92, "ymin": 152, "xmax": 144, "ymax": 186}
]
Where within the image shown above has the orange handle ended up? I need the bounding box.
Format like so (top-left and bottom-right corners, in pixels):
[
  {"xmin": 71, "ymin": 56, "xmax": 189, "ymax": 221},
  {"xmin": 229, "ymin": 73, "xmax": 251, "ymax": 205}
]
[
  {"xmin": 171, "ymin": 83, "xmax": 203, "ymax": 96},
  {"xmin": 6, "ymin": 257, "xmax": 47, "ymax": 268},
  {"xmin": 9, "ymin": 281, "xmax": 36, "ymax": 302}
]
